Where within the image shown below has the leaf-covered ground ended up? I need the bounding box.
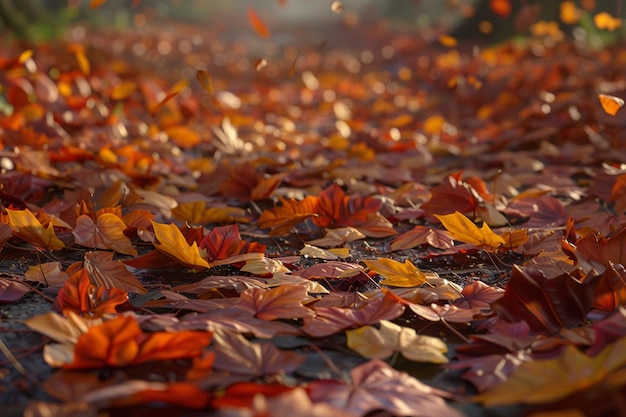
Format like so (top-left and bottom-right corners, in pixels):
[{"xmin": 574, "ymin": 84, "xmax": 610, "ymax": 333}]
[{"xmin": 1, "ymin": 2, "xmax": 626, "ymax": 416}]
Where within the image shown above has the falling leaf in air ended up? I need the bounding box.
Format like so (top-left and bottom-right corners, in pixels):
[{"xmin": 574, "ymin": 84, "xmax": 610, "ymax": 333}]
[
  {"xmin": 150, "ymin": 79, "xmax": 188, "ymax": 116},
  {"xmin": 7, "ymin": 208, "xmax": 65, "ymax": 250},
  {"xmin": 362, "ymin": 258, "xmax": 427, "ymax": 287},
  {"xmin": 434, "ymin": 211, "xmax": 505, "ymax": 249},
  {"xmin": 248, "ymin": 7, "xmax": 270, "ymax": 38},
  {"xmin": 346, "ymin": 320, "xmax": 449, "ymax": 363},
  {"xmin": 196, "ymin": 69, "xmax": 214, "ymax": 94},
  {"xmin": 152, "ymin": 221, "xmax": 210, "ymax": 270},
  {"xmin": 598, "ymin": 93, "xmax": 624, "ymax": 116}
]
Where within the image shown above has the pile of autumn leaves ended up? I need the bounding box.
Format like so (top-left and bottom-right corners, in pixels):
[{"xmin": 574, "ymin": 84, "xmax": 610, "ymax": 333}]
[{"xmin": 3, "ymin": 169, "xmax": 626, "ymax": 416}]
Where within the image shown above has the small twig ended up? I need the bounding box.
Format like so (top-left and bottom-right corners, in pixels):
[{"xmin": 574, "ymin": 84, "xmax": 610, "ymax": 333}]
[
  {"xmin": 0, "ymin": 336, "xmax": 35, "ymax": 383},
  {"xmin": 440, "ymin": 318, "xmax": 470, "ymax": 343}
]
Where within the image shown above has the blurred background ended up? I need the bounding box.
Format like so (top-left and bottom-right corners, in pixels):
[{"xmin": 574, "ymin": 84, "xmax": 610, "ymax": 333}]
[{"xmin": 1, "ymin": 0, "xmax": 623, "ymax": 44}]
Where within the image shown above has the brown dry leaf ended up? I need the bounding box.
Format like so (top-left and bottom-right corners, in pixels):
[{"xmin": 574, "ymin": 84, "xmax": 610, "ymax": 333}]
[
  {"xmin": 302, "ymin": 291, "xmax": 405, "ymax": 337},
  {"xmin": 308, "ymin": 360, "xmax": 464, "ymax": 416},
  {"xmin": 25, "ymin": 262, "xmax": 68, "ymax": 286},
  {"xmin": 235, "ymin": 285, "xmax": 314, "ymax": 320},
  {"xmin": 73, "ymin": 213, "xmax": 137, "ymax": 256},
  {"xmin": 84, "ymin": 251, "xmax": 146, "ymax": 294},
  {"xmin": 172, "ymin": 201, "xmax": 248, "ymax": 225},
  {"xmin": 212, "ymin": 329, "xmax": 304, "ymax": 376},
  {"xmin": 306, "ymin": 227, "xmax": 365, "ymax": 247},
  {"xmin": 0, "ymin": 278, "xmax": 31, "ymax": 302},
  {"xmin": 390, "ymin": 226, "xmax": 454, "ymax": 251},
  {"xmin": 475, "ymin": 338, "xmax": 626, "ymax": 407}
]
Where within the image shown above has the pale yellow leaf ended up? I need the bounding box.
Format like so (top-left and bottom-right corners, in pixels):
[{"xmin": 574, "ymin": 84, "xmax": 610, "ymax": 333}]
[{"xmin": 362, "ymin": 258, "xmax": 426, "ymax": 287}]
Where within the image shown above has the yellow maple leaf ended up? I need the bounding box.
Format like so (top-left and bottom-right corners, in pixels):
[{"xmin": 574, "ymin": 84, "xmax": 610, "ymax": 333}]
[
  {"xmin": 434, "ymin": 211, "xmax": 505, "ymax": 249},
  {"xmin": 7, "ymin": 208, "xmax": 65, "ymax": 250},
  {"xmin": 362, "ymin": 258, "xmax": 426, "ymax": 287},
  {"xmin": 151, "ymin": 221, "xmax": 209, "ymax": 270}
]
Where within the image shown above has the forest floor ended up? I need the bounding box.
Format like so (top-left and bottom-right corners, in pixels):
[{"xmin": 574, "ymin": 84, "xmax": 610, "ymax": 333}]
[{"xmin": 1, "ymin": 5, "xmax": 626, "ymax": 417}]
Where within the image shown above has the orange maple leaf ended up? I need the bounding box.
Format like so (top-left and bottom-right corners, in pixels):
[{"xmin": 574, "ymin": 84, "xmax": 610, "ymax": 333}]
[
  {"xmin": 57, "ymin": 267, "xmax": 127, "ymax": 318},
  {"xmin": 67, "ymin": 315, "xmax": 212, "ymax": 369},
  {"xmin": 257, "ymin": 195, "xmax": 319, "ymax": 236}
]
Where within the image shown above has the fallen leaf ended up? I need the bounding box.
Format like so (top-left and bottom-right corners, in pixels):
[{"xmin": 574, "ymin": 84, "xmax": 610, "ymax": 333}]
[
  {"xmin": 308, "ymin": 359, "xmax": 463, "ymax": 416},
  {"xmin": 172, "ymin": 201, "xmax": 248, "ymax": 225},
  {"xmin": 84, "ymin": 251, "xmax": 146, "ymax": 293},
  {"xmin": 211, "ymin": 329, "xmax": 304, "ymax": 376},
  {"xmin": 57, "ymin": 267, "xmax": 127, "ymax": 318},
  {"xmin": 435, "ymin": 211, "xmax": 505, "ymax": 248},
  {"xmin": 302, "ymin": 291, "xmax": 404, "ymax": 337},
  {"xmin": 475, "ymin": 337, "xmax": 626, "ymax": 407},
  {"xmin": 362, "ymin": 258, "xmax": 427, "ymax": 287},
  {"xmin": 257, "ymin": 195, "xmax": 319, "ymax": 235},
  {"xmin": 73, "ymin": 213, "xmax": 137, "ymax": 256},
  {"xmin": 236, "ymin": 285, "xmax": 313, "ymax": 320},
  {"xmin": 7, "ymin": 208, "xmax": 65, "ymax": 250},
  {"xmin": 390, "ymin": 225, "xmax": 454, "ymax": 251},
  {"xmin": 67, "ymin": 315, "xmax": 212, "ymax": 369},
  {"xmin": 346, "ymin": 320, "xmax": 448, "ymax": 363},
  {"xmin": 152, "ymin": 221, "xmax": 210, "ymax": 270},
  {"xmin": 0, "ymin": 278, "xmax": 31, "ymax": 302}
]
